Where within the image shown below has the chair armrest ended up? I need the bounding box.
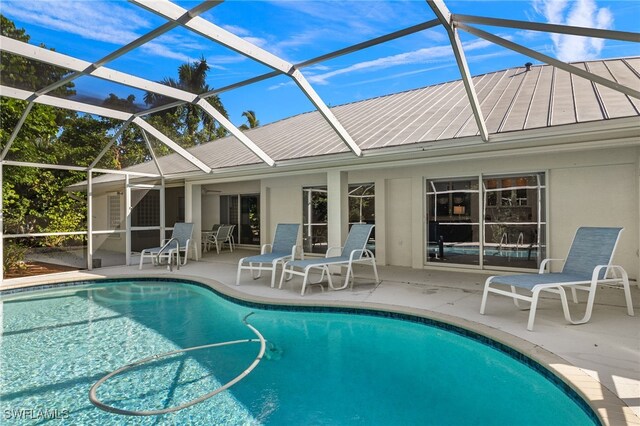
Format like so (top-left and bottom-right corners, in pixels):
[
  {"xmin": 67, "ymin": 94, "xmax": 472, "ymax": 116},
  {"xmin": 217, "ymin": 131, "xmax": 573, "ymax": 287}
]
[
  {"xmin": 261, "ymin": 244, "xmax": 272, "ymax": 255},
  {"xmin": 539, "ymin": 258, "xmax": 565, "ymax": 274},
  {"xmin": 348, "ymin": 249, "xmax": 365, "ymax": 261},
  {"xmin": 326, "ymin": 246, "xmax": 342, "ymax": 257},
  {"xmin": 290, "ymin": 244, "xmax": 297, "ymax": 260}
]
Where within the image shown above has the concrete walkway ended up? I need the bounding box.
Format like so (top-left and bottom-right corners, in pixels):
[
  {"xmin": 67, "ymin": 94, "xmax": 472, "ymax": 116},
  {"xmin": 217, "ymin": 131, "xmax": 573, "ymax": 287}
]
[{"xmin": 3, "ymin": 249, "xmax": 639, "ymax": 425}]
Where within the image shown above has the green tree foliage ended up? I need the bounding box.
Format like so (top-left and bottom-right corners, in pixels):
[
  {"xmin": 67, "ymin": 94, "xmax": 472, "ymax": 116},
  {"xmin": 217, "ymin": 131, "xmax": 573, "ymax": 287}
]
[
  {"xmin": 239, "ymin": 110, "xmax": 260, "ymax": 130},
  {"xmin": 1, "ymin": 16, "xmax": 85, "ymax": 254},
  {"xmin": 144, "ymin": 57, "xmax": 229, "ymax": 145}
]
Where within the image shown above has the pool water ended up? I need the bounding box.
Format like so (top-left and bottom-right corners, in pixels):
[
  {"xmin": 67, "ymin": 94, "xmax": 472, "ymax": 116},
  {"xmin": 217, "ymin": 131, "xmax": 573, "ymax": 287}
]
[{"xmin": 1, "ymin": 280, "xmax": 597, "ymax": 425}]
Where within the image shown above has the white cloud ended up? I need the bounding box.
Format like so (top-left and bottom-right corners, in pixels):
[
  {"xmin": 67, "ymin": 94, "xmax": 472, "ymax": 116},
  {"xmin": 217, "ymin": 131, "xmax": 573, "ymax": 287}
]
[
  {"xmin": 532, "ymin": 0, "xmax": 613, "ymax": 61},
  {"xmin": 306, "ymin": 39, "xmax": 493, "ymax": 85},
  {"xmin": 0, "ymin": 0, "xmax": 242, "ymax": 64}
]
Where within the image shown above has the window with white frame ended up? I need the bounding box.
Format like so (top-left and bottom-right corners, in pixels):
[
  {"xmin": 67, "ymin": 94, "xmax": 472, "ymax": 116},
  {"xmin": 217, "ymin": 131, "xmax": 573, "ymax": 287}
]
[{"xmin": 426, "ymin": 173, "xmax": 546, "ymax": 269}]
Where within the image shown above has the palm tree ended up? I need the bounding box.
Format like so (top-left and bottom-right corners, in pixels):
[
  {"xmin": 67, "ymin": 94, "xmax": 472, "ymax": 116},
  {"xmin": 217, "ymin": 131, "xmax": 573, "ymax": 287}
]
[
  {"xmin": 144, "ymin": 58, "xmax": 228, "ymax": 145},
  {"xmin": 239, "ymin": 110, "xmax": 260, "ymax": 130}
]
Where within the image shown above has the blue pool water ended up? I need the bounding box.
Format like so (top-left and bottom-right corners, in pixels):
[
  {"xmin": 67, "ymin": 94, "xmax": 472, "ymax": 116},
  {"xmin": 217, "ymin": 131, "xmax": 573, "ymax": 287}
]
[{"xmin": 1, "ymin": 279, "xmax": 598, "ymax": 425}]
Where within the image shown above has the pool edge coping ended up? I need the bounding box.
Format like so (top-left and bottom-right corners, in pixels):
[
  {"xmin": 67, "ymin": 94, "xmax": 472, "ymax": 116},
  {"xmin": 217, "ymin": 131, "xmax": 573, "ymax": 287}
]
[{"xmin": 1, "ymin": 273, "xmax": 638, "ymax": 426}]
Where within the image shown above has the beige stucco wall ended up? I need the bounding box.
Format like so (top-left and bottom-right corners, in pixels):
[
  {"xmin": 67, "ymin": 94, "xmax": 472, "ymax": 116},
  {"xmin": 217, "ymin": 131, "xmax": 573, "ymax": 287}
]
[{"xmin": 255, "ymin": 145, "xmax": 639, "ymax": 280}]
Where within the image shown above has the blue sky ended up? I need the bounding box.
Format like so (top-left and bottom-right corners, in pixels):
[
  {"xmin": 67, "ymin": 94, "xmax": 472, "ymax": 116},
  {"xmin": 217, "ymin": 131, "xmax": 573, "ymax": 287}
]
[{"xmin": 3, "ymin": 0, "xmax": 639, "ymax": 127}]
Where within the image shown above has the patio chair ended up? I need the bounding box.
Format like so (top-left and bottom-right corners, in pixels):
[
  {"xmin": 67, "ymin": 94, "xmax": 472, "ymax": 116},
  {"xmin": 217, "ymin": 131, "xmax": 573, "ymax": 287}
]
[
  {"xmin": 480, "ymin": 227, "xmax": 634, "ymax": 331},
  {"xmin": 204, "ymin": 224, "xmax": 235, "ymax": 254},
  {"xmin": 236, "ymin": 223, "xmax": 300, "ymax": 288},
  {"xmin": 279, "ymin": 224, "xmax": 379, "ymax": 296},
  {"xmin": 201, "ymin": 224, "xmax": 222, "ymax": 253},
  {"xmin": 138, "ymin": 222, "xmax": 195, "ymax": 271}
]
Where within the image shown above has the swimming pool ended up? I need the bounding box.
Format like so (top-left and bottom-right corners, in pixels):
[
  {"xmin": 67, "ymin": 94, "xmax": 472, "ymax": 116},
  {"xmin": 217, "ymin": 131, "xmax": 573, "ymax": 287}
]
[{"xmin": 1, "ymin": 279, "xmax": 598, "ymax": 425}]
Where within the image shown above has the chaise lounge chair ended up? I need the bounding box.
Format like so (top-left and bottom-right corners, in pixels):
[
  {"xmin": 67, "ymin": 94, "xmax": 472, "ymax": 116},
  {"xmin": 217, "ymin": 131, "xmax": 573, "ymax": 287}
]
[
  {"xmin": 139, "ymin": 222, "xmax": 195, "ymax": 270},
  {"xmin": 280, "ymin": 224, "xmax": 379, "ymax": 296},
  {"xmin": 480, "ymin": 227, "xmax": 634, "ymax": 330},
  {"xmin": 236, "ymin": 223, "xmax": 300, "ymax": 288}
]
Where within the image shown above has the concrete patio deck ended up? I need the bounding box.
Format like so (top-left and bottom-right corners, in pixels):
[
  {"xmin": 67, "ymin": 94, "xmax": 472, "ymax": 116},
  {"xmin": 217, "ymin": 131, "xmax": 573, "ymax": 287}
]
[{"xmin": 2, "ymin": 249, "xmax": 639, "ymax": 425}]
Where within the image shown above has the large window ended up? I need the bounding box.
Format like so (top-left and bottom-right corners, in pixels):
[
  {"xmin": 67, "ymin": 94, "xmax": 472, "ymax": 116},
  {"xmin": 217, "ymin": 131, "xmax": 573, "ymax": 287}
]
[
  {"xmin": 426, "ymin": 173, "xmax": 546, "ymax": 269},
  {"xmin": 302, "ymin": 184, "xmax": 376, "ymax": 255},
  {"xmin": 303, "ymin": 187, "xmax": 328, "ymax": 254},
  {"xmin": 220, "ymin": 194, "xmax": 260, "ymax": 245}
]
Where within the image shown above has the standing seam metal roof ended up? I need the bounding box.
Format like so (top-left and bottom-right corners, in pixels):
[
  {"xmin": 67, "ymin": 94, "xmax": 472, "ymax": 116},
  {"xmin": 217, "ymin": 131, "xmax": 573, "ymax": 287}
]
[{"xmin": 121, "ymin": 58, "xmax": 640, "ymax": 176}]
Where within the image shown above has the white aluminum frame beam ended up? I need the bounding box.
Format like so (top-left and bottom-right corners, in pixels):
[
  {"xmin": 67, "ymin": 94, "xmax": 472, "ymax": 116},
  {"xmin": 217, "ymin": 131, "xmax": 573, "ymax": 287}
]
[
  {"xmin": 136, "ymin": 19, "xmax": 441, "ymax": 114},
  {"xmin": 132, "ymin": 118, "xmax": 212, "ymax": 172},
  {"xmin": 1, "ymin": 160, "xmax": 160, "ymax": 177},
  {"xmin": 427, "ymin": 0, "xmax": 489, "ymax": 142},
  {"xmin": 1, "ymin": 35, "xmax": 274, "ymax": 166},
  {"xmin": 89, "ymin": 118, "xmax": 134, "ymax": 169},
  {"xmin": 457, "ymin": 23, "xmax": 640, "ymax": 100},
  {"xmin": 140, "ymin": 129, "xmax": 164, "ymax": 175},
  {"xmin": 0, "ymin": 101, "xmax": 33, "ymax": 161},
  {"xmin": 454, "ymin": 14, "xmax": 640, "ymax": 43},
  {"xmin": 131, "ymin": 0, "xmax": 362, "ymax": 156},
  {"xmin": 0, "ymin": 85, "xmax": 212, "ymax": 172}
]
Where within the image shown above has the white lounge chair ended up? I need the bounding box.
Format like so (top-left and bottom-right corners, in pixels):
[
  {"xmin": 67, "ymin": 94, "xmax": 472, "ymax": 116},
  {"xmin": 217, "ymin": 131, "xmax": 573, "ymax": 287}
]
[
  {"xmin": 139, "ymin": 222, "xmax": 195, "ymax": 270},
  {"xmin": 236, "ymin": 223, "xmax": 300, "ymax": 288},
  {"xmin": 480, "ymin": 227, "xmax": 634, "ymax": 330},
  {"xmin": 280, "ymin": 224, "xmax": 379, "ymax": 296}
]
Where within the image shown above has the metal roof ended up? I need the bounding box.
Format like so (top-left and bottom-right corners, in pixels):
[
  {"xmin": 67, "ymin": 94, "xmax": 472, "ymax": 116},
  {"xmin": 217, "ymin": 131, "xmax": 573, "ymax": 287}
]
[{"xmin": 111, "ymin": 57, "xmax": 640, "ymax": 179}]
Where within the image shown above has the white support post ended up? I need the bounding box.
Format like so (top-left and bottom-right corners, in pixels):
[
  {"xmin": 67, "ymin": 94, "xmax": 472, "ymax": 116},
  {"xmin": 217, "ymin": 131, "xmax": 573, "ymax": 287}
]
[
  {"xmin": 87, "ymin": 170, "xmax": 93, "ymax": 270},
  {"xmin": 411, "ymin": 176, "xmax": 425, "ymax": 269},
  {"xmin": 327, "ymin": 170, "xmax": 349, "ymax": 254},
  {"xmin": 374, "ymin": 177, "xmax": 386, "ymax": 266},
  {"xmin": 185, "ymin": 182, "xmax": 201, "ymax": 260},
  {"xmin": 260, "ymin": 182, "xmax": 270, "ymax": 247},
  {"xmin": 125, "ymin": 174, "xmax": 132, "ymax": 266},
  {"xmin": 132, "ymin": 0, "xmax": 360, "ymax": 157},
  {"xmin": 160, "ymin": 177, "xmax": 166, "ymax": 246}
]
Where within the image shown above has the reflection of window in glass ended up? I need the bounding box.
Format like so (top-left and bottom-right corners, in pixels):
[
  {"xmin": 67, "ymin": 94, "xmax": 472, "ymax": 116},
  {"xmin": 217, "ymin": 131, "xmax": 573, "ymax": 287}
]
[
  {"xmin": 426, "ymin": 178, "xmax": 480, "ymax": 266},
  {"xmin": 484, "ymin": 173, "xmax": 546, "ymax": 269},
  {"xmin": 349, "ymin": 184, "xmax": 375, "ymax": 224},
  {"xmin": 349, "ymin": 183, "xmax": 375, "ymax": 254},
  {"xmin": 303, "ymin": 186, "xmax": 328, "ymax": 254},
  {"xmin": 220, "ymin": 194, "xmax": 260, "ymax": 245}
]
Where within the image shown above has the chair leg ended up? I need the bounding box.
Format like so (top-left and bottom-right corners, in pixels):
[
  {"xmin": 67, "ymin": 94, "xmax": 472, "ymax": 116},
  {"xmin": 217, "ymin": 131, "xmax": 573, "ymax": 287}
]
[
  {"xmin": 139, "ymin": 251, "xmax": 145, "ymax": 270},
  {"xmin": 479, "ymin": 277, "xmax": 493, "ymax": 315},
  {"xmin": 570, "ymin": 287, "xmax": 579, "ymax": 303},
  {"xmin": 236, "ymin": 259, "xmax": 244, "ymax": 286},
  {"xmin": 371, "ymin": 260, "xmax": 380, "ymax": 284},
  {"xmin": 278, "ymin": 264, "xmax": 289, "ymax": 289},
  {"xmin": 270, "ymin": 260, "xmax": 278, "ymax": 288},
  {"xmin": 301, "ymin": 269, "xmax": 310, "ymax": 296},
  {"xmin": 526, "ymin": 288, "xmax": 542, "ymax": 331},
  {"xmin": 251, "ymin": 263, "xmax": 262, "ymax": 279},
  {"xmin": 619, "ymin": 268, "xmax": 635, "ymax": 316}
]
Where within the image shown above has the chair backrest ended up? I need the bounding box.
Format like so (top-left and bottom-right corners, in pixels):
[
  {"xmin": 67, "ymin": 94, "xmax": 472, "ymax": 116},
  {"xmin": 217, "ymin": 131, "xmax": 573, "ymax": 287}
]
[
  {"xmin": 562, "ymin": 227, "xmax": 622, "ymax": 278},
  {"xmin": 171, "ymin": 223, "xmax": 194, "ymax": 247},
  {"xmin": 216, "ymin": 224, "xmax": 233, "ymax": 240},
  {"xmin": 271, "ymin": 224, "xmax": 300, "ymax": 254},
  {"xmin": 341, "ymin": 224, "xmax": 375, "ymax": 258}
]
